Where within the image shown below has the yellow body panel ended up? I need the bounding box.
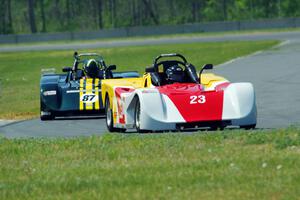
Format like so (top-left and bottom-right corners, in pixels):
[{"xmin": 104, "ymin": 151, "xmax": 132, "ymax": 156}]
[
  {"xmin": 201, "ymin": 73, "xmax": 228, "ymax": 89},
  {"xmin": 101, "ymin": 77, "xmax": 144, "ymax": 123},
  {"xmin": 94, "ymin": 79, "xmax": 100, "ymax": 110},
  {"xmin": 101, "ymin": 77, "xmax": 144, "ymax": 106}
]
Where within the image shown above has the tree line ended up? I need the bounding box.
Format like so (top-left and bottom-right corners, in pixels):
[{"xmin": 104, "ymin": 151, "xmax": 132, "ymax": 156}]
[{"xmin": 1, "ymin": 0, "xmax": 300, "ymax": 35}]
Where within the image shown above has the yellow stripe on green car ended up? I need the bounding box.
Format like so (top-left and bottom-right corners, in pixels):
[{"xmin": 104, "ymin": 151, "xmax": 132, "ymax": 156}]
[
  {"xmin": 95, "ymin": 79, "xmax": 100, "ymax": 110},
  {"xmin": 79, "ymin": 79, "xmax": 84, "ymax": 110},
  {"xmin": 85, "ymin": 78, "xmax": 94, "ymax": 110}
]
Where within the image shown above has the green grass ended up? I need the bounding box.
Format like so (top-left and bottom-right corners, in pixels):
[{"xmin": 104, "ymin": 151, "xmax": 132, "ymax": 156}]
[
  {"xmin": 1, "ymin": 128, "xmax": 300, "ymax": 199},
  {"xmin": 0, "ymin": 40, "xmax": 278, "ymax": 119}
]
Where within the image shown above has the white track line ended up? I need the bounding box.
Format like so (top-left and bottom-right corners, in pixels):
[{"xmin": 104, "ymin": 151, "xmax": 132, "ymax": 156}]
[{"xmin": 0, "ymin": 120, "xmax": 17, "ymax": 127}]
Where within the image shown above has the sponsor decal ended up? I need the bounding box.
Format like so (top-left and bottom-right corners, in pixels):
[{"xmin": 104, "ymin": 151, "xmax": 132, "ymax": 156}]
[
  {"xmin": 43, "ymin": 90, "xmax": 57, "ymax": 96},
  {"xmin": 66, "ymin": 90, "xmax": 80, "ymax": 94}
]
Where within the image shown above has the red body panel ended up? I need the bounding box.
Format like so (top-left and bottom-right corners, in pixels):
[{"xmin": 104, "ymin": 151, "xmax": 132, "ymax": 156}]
[
  {"xmin": 115, "ymin": 87, "xmax": 135, "ymax": 124},
  {"xmin": 157, "ymin": 83, "xmax": 224, "ymax": 122}
]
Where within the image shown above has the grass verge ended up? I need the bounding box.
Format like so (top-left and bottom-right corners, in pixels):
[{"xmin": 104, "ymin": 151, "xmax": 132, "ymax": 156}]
[
  {"xmin": 0, "ymin": 40, "xmax": 278, "ymax": 119},
  {"xmin": 1, "ymin": 127, "xmax": 300, "ymax": 199}
]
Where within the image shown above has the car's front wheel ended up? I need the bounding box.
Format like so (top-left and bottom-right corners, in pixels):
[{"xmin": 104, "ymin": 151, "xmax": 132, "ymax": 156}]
[
  {"xmin": 105, "ymin": 96, "xmax": 125, "ymax": 132},
  {"xmin": 210, "ymin": 126, "xmax": 225, "ymax": 131},
  {"xmin": 240, "ymin": 124, "xmax": 256, "ymax": 130},
  {"xmin": 40, "ymin": 100, "xmax": 54, "ymax": 121},
  {"xmin": 134, "ymin": 98, "xmax": 148, "ymax": 133},
  {"xmin": 40, "ymin": 113, "xmax": 54, "ymax": 121}
]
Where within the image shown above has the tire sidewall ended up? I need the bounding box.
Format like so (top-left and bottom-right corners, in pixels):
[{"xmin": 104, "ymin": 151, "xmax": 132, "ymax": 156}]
[
  {"xmin": 134, "ymin": 99, "xmax": 142, "ymax": 132},
  {"xmin": 105, "ymin": 97, "xmax": 114, "ymax": 131},
  {"xmin": 40, "ymin": 100, "xmax": 54, "ymax": 120}
]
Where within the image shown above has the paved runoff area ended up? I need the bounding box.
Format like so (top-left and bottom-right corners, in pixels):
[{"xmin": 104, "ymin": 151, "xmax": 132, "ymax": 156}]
[{"xmin": 1, "ymin": 31, "xmax": 300, "ymax": 138}]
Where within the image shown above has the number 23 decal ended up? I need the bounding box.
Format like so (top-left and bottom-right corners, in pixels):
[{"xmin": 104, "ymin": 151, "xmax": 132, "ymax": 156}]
[{"xmin": 190, "ymin": 95, "xmax": 206, "ymax": 104}]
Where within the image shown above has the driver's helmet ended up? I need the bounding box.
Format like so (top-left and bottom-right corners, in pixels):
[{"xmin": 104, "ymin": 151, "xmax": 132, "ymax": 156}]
[
  {"xmin": 165, "ymin": 65, "xmax": 185, "ymax": 83},
  {"xmin": 84, "ymin": 59, "xmax": 99, "ymax": 78}
]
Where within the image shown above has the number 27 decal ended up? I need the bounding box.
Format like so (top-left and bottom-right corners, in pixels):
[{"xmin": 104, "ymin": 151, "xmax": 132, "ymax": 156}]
[{"xmin": 190, "ymin": 95, "xmax": 206, "ymax": 104}]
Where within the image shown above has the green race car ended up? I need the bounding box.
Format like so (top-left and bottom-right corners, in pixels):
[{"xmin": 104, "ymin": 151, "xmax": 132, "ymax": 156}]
[{"xmin": 40, "ymin": 52, "xmax": 139, "ymax": 120}]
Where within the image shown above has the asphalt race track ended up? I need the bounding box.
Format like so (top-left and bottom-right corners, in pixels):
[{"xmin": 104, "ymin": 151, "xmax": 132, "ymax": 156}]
[
  {"xmin": 214, "ymin": 40, "xmax": 300, "ymax": 129},
  {"xmin": 0, "ymin": 117, "xmax": 108, "ymax": 138},
  {"xmin": 1, "ymin": 32, "xmax": 300, "ymax": 138}
]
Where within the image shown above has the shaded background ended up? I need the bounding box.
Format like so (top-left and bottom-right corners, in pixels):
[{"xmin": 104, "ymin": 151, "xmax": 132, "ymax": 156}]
[{"xmin": 1, "ymin": 0, "xmax": 300, "ymax": 35}]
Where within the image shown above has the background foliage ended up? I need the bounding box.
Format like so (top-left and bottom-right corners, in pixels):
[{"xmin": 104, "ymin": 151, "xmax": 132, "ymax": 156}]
[{"xmin": 1, "ymin": 0, "xmax": 300, "ymax": 34}]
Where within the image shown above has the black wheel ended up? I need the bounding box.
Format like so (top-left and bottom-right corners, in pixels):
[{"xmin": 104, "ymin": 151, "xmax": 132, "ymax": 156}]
[
  {"xmin": 134, "ymin": 98, "xmax": 148, "ymax": 133},
  {"xmin": 240, "ymin": 124, "xmax": 256, "ymax": 130},
  {"xmin": 209, "ymin": 122, "xmax": 226, "ymax": 131},
  {"xmin": 209, "ymin": 126, "xmax": 217, "ymax": 131},
  {"xmin": 209, "ymin": 126, "xmax": 225, "ymax": 131},
  {"xmin": 105, "ymin": 96, "xmax": 125, "ymax": 132},
  {"xmin": 40, "ymin": 101, "xmax": 54, "ymax": 121},
  {"xmin": 40, "ymin": 114, "xmax": 54, "ymax": 121}
]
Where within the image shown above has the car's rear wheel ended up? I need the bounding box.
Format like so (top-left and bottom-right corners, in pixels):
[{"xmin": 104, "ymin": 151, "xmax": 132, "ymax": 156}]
[{"xmin": 105, "ymin": 96, "xmax": 125, "ymax": 132}]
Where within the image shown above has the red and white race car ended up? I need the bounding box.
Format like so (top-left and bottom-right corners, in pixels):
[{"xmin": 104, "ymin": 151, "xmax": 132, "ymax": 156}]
[{"xmin": 102, "ymin": 53, "xmax": 257, "ymax": 132}]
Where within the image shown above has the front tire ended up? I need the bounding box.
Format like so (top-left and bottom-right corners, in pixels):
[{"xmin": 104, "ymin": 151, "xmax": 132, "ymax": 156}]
[
  {"xmin": 40, "ymin": 100, "xmax": 54, "ymax": 121},
  {"xmin": 241, "ymin": 124, "xmax": 256, "ymax": 130},
  {"xmin": 210, "ymin": 126, "xmax": 225, "ymax": 131},
  {"xmin": 105, "ymin": 96, "xmax": 125, "ymax": 132},
  {"xmin": 134, "ymin": 98, "xmax": 148, "ymax": 133},
  {"xmin": 40, "ymin": 113, "xmax": 54, "ymax": 121}
]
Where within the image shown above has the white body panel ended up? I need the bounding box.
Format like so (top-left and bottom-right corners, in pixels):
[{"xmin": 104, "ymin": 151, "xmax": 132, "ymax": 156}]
[
  {"xmin": 222, "ymin": 83, "xmax": 257, "ymax": 126},
  {"xmin": 120, "ymin": 89, "xmax": 185, "ymax": 130}
]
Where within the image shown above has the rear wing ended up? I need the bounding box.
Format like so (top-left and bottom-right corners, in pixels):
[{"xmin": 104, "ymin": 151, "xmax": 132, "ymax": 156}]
[
  {"xmin": 73, "ymin": 51, "xmax": 106, "ymax": 71},
  {"xmin": 112, "ymin": 71, "xmax": 140, "ymax": 78},
  {"xmin": 41, "ymin": 68, "xmax": 56, "ymax": 76}
]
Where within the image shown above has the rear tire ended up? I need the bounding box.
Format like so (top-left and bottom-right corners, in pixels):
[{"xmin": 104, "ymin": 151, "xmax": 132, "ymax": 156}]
[{"xmin": 105, "ymin": 96, "xmax": 125, "ymax": 132}]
